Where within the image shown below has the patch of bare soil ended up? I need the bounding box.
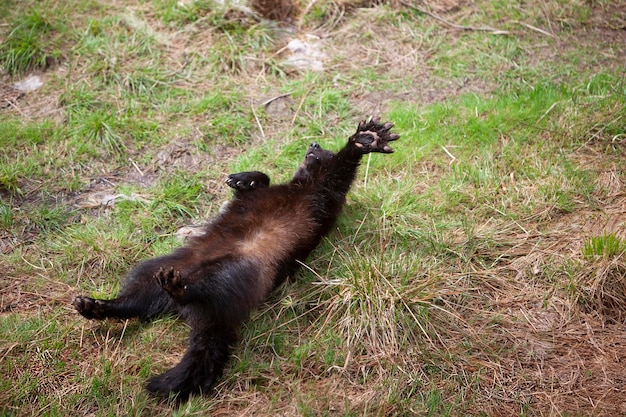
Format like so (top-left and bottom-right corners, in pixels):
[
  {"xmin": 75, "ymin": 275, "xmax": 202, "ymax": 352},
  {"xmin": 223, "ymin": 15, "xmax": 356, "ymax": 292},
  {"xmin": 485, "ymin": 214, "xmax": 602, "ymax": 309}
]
[
  {"xmin": 1, "ymin": 255, "xmax": 76, "ymax": 315},
  {"xmin": 152, "ymin": 136, "xmax": 238, "ymax": 174},
  {"xmin": 351, "ymin": 77, "xmax": 493, "ymax": 115},
  {"xmin": 588, "ymin": 2, "xmax": 626, "ymax": 34},
  {"xmin": 261, "ymin": 94, "xmax": 294, "ymax": 121},
  {"xmin": 307, "ymin": 0, "xmax": 625, "ymax": 118},
  {"xmin": 0, "ymin": 69, "xmax": 65, "ymax": 122},
  {"xmin": 73, "ymin": 133, "xmax": 240, "ymax": 244},
  {"xmin": 305, "ymin": 4, "xmax": 499, "ymax": 116},
  {"xmin": 0, "ymin": 83, "xmax": 23, "ymax": 108}
]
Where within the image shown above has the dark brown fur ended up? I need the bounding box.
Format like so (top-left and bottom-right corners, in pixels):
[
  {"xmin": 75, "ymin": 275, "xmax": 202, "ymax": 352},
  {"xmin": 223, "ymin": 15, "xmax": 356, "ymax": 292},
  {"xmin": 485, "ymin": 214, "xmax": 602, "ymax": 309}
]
[{"xmin": 73, "ymin": 118, "xmax": 399, "ymax": 400}]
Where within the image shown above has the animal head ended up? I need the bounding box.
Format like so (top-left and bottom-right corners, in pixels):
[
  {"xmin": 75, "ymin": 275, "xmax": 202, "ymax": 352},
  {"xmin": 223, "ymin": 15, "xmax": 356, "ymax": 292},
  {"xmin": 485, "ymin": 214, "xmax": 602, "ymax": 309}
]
[{"xmin": 292, "ymin": 142, "xmax": 335, "ymax": 184}]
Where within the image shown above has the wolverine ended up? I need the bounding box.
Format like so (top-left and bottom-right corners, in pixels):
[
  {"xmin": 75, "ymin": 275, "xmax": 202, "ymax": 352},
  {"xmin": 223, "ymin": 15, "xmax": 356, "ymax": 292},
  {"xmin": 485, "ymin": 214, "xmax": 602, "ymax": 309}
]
[{"xmin": 73, "ymin": 117, "xmax": 399, "ymax": 400}]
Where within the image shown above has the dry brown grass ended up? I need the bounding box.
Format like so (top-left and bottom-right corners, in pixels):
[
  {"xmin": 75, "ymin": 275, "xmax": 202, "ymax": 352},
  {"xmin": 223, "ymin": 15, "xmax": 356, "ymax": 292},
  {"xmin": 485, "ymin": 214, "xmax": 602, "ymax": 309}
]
[
  {"xmin": 250, "ymin": 0, "xmax": 301, "ymax": 22},
  {"xmin": 432, "ymin": 157, "xmax": 626, "ymax": 415}
]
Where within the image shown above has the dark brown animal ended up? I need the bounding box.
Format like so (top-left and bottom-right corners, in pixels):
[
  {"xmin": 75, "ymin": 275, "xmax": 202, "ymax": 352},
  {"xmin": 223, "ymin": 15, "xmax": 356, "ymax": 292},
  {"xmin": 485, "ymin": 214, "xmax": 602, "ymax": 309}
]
[{"xmin": 73, "ymin": 118, "xmax": 399, "ymax": 400}]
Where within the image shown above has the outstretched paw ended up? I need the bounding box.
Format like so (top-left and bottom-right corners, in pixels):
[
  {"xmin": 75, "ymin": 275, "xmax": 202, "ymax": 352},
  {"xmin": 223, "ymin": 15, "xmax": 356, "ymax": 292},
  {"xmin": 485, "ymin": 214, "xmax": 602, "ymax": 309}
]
[
  {"xmin": 155, "ymin": 267, "xmax": 186, "ymax": 300},
  {"xmin": 73, "ymin": 296, "xmax": 108, "ymax": 320},
  {"xmin": 349, "ymin": 117, "xmax": 400, "ymax": 154},
  {"xmin": 226, "ymin": 171, "xmax": 270, "ymax": 191}
]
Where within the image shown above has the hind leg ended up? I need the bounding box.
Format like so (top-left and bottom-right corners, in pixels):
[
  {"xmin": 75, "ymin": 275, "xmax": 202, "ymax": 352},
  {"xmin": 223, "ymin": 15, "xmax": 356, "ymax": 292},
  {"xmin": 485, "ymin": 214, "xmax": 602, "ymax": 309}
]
[
  {"xmin": 146, "ymin": 324, "xmax": 237, "ymax": 400},
  {"xmin": 74, "ymin": 257, "xmax": 178, "ymax": 321},
  {"xmin": 146, "ymin": 260, "xmax": 263, "ymax": 398}
]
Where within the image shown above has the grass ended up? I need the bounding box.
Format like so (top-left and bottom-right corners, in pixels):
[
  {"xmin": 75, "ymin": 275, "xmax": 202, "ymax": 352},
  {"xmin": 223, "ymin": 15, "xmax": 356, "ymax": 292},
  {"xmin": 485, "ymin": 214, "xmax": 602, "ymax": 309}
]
[
  {"xmin": 583, "ymin": 233, "xmax": 626, "ymax": 259},
  {"xmin": 0, "ymin": 9, "xmax": 60, "ymax": 76},
  {"xmin": 1, "ymin": 0, "xmax": 626, "ymax": 415}
]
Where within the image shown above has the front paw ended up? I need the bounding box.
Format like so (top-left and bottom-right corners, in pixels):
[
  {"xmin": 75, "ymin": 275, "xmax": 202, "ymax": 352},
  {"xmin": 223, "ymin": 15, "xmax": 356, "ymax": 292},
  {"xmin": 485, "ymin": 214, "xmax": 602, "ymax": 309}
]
[
  {"xmin": 226, "ymin": 171, "xmax": 270, "ymax": 191},
  {"xmin": 154, "ymin": 267, "xmax": 186, "ymax": 300},
  {"xmin": 349, "ymin": 117, "xmax": 400, "ymax": 153}
]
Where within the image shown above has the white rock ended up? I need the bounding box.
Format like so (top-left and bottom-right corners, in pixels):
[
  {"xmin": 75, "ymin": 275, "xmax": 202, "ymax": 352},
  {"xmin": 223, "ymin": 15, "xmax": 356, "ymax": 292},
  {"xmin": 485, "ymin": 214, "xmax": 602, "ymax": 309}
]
[
  {"xmin": 284, "ymin": 37, "xmax": 326, "ymax": 71},
  {"xmin": 13, "ymin": 75, "xmax": 44, "ymax": 92}
]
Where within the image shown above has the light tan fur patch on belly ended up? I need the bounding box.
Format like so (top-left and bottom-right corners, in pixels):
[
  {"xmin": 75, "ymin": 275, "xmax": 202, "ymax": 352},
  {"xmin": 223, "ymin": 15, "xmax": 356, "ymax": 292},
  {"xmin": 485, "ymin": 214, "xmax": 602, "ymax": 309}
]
[{"xmin": 236, "ymin": 204, "xmax": 313, "ymax": 264}]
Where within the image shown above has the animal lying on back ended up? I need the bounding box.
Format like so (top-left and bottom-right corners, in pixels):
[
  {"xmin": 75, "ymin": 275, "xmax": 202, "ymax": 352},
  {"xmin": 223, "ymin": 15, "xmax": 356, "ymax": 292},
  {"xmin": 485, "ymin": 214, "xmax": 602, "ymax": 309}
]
[{"xmin": 73, "ymin": 117, "xmax": 400, "ymax": 400}]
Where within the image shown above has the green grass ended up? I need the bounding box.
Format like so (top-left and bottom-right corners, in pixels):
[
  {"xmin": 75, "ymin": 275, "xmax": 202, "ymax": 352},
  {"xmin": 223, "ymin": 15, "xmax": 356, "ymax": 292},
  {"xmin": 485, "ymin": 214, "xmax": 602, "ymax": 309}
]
[
  {"xmin": 1, "ymin": 0, "xmax": 626, "ymax": 415},
  {"xmin": 583, "ymin": 233, "xmax": 626, "ymax": 258},
  {"xmin": 0, "ymin": 9, "xmax": 60, "ymax": 75}
]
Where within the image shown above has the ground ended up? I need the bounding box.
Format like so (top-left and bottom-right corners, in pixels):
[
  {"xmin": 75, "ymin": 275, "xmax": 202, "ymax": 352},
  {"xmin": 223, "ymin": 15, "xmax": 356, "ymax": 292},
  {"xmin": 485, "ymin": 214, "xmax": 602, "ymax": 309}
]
[{"xmin": 1, "ymin": 0, "xmax": 625, "ymax": 415}]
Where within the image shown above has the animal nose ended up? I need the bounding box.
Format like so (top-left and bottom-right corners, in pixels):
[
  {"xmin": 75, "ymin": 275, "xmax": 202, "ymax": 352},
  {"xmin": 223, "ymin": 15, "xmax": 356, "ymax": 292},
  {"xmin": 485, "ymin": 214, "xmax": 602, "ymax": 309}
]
[{"xmin": 310, "ymin": 142, "xmax": 320, "ymax": 149}]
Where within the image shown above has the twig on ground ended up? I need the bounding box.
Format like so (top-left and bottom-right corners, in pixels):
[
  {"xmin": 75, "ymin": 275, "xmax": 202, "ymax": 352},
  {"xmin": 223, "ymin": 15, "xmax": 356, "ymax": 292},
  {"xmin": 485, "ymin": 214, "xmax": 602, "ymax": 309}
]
[
  {"xmin": 291, "ymin": 86, "xmax": 314, "ymax": 127},
  {"xmin": 441, "ymin": 145, "xmax": 457, "ymax": 163},
  {"xmin": 251, "ymin": 100, "xmax": 266, "ymax": 141},
  {"xmin": 399, "ymin": 0, "xmax": 509, "ymax": 34},
  {"xmin": 129, "ymin": 158, "xmax": 144, "ymax": 177},
  {"xmin": 537, "ymin": 101, "xmax": 559, "ymax": 125},
  {"xmin": 517, "ymin": 21, "xmax": 559, "ymax": 39},
  {"xmin": 261, "ymin": 93, "xmax": 291, "ymax": 107},
  {"xmin": 5, "ymin": 100, "xmax": 32, "ymax": 120}
]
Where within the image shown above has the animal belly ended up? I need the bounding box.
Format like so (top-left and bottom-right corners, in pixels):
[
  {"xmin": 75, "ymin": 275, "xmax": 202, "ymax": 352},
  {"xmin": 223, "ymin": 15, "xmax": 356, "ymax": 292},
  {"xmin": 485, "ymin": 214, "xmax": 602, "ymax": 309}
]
[{"xmin": 238, "ymin": 223, "xmax": 301, "ymax": 260}]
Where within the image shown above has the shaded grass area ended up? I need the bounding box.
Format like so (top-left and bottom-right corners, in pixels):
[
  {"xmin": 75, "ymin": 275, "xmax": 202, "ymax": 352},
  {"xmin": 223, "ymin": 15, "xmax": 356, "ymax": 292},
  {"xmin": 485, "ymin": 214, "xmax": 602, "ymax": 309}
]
[{"xmin": 1, "ymin": 0, "xmax": 626, "ymax": 415}]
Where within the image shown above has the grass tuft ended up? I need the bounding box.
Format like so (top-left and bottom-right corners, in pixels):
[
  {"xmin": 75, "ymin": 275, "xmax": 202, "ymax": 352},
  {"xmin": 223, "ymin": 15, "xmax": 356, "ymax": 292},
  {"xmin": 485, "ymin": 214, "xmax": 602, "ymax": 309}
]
[
  {"xmin": 583, "ymin": 233, "xmax": 626, "ymax": 259},
  {"xmin": 0, "ymin": 9, "xmax": 60, "ymax": 75}
]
